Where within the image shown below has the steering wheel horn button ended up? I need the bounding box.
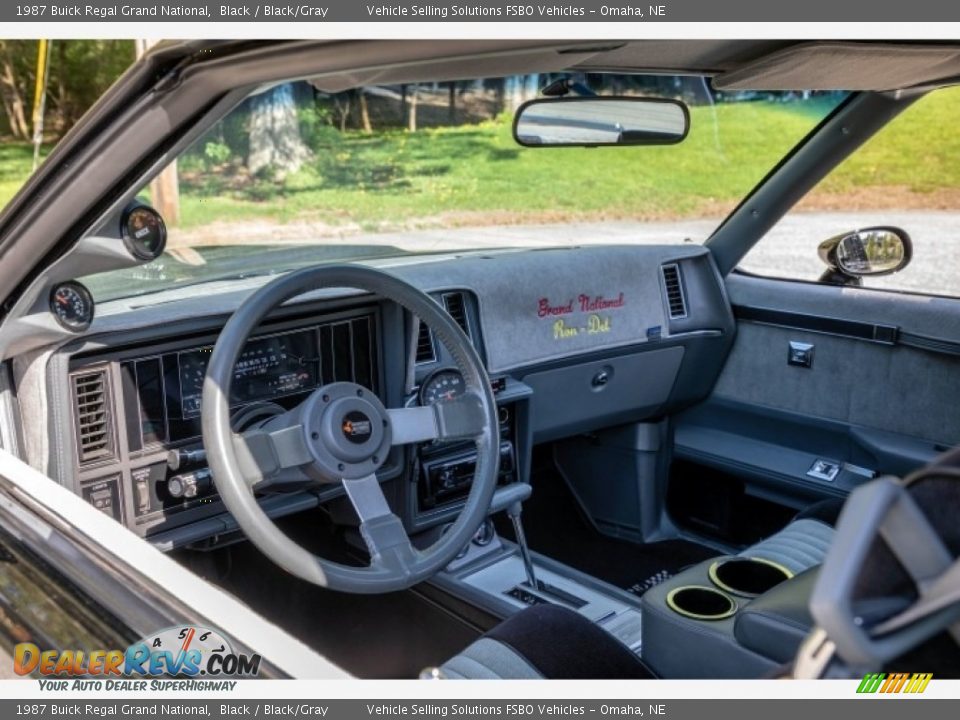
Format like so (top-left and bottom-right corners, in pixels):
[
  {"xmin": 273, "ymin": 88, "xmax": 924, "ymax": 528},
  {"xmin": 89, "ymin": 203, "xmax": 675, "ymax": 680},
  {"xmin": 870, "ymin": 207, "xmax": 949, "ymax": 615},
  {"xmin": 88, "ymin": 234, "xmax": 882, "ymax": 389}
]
[
  {"xmin": 342, "ymin": 410, "xmax": 374, "ymax": 444},
  {"xmin": 301, "ymin": 382, "xmax": 392, "ymax": 479}
]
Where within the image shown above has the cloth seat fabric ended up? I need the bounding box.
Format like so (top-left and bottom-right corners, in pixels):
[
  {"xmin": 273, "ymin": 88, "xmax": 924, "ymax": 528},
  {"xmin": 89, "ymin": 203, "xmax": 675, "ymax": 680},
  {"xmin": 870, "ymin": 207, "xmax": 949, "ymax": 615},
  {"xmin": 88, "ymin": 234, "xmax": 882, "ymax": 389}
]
[{"xmin": 438, "ymin": 604, "xmax": 654, "ymax": 679}]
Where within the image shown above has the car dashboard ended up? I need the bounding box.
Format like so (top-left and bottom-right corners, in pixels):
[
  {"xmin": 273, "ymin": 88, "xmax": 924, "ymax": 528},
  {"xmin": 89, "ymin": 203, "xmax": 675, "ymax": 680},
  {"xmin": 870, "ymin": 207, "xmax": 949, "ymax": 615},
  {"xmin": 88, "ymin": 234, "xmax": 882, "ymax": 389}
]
[{"xmin": 18, "ymin": 244, "xmax": 736, "ymax": 551}]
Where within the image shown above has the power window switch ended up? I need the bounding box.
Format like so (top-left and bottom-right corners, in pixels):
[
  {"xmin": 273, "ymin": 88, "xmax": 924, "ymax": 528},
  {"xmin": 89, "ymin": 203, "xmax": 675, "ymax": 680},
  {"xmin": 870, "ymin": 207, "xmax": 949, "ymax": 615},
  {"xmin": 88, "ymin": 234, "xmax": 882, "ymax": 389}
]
[
  {"xmin": 808, "ymin": 459, "xmax": 840, "ymax": 482},
  {"xmin": 788, "ymin": 341, "xmax": 815, "ymax": 368}
]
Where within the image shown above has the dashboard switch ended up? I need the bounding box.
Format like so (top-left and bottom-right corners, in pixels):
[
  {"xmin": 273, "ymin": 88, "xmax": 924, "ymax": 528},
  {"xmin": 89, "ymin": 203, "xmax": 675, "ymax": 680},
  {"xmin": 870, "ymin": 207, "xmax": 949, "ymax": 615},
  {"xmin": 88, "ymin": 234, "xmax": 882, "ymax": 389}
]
[
  {"xmin": 167, "ymin": 448, "xmax": 207, "ymax": 471},
  {"xmin": 135, "ymin": 477, "xmax": 150, "ymax": 515},
  {"xmin": 167, "ymin": 468, "xmax": 212, "ymax": 500}
]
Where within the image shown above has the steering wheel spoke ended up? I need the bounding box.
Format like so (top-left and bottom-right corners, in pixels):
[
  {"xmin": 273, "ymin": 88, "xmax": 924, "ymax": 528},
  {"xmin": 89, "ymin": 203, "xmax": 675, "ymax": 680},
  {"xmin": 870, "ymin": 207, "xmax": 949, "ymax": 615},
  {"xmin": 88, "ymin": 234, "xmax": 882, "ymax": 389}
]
[
  {"xmin": 387, "ymin": 392, "xmax": 486, "ymax": 446},
  {"xmin": 342, "ymin": 474, "xmax": 418, "ymax": 571},
  {"xmin": 233, "ymin": 417, "xmax": 313, "ymax": 489}
]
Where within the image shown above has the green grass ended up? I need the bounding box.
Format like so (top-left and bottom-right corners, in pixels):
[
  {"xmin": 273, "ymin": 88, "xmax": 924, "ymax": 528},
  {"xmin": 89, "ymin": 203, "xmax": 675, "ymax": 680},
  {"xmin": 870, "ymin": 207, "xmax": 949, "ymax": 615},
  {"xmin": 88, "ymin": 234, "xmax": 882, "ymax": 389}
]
[
  {"xmin": 0, "ymin": 144, "xmax": 37, "ymax": 212},
  {"xmin": 817, "ymin": 87, "xmax": 960, "ymax": 195},
  {"xmin": 4, "ymin": 87, "xmax": 960, "ymax": 230},
  {"xmin": 175, "ymin": 100, "xmax": 835, "ymax": 230}
]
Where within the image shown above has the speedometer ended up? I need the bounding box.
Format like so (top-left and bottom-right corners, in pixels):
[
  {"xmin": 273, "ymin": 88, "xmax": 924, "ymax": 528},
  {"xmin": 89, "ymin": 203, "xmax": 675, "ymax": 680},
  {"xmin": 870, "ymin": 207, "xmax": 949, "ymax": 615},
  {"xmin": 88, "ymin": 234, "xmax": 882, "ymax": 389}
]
[
  {"xmin": 419, "ymin": 368, "xmax": 466, "ymax": 406},
  {"xmin": 177, "ymin": 329, "xmax": 320, "ymax": 418}
]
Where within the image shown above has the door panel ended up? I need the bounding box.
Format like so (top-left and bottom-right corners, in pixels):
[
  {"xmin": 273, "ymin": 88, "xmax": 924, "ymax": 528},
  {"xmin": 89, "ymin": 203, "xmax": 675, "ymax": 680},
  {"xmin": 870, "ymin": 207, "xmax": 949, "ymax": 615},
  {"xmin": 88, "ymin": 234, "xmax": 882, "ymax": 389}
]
[{"xmin": 673, "ymin": 272, "xmax": 960, "ymax": 517}]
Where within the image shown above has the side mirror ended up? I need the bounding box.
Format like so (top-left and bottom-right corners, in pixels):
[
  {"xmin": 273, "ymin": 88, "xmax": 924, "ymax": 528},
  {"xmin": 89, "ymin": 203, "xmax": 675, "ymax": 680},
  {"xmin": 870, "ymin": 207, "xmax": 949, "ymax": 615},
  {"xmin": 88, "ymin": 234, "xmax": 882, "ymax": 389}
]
[
  {"xmin": 513, "ymin": 97, "xmax": 690, "ymax": 148},
  {"xmin": 817, "ymin": 227, "xmax": 912, "ymax": 285}
]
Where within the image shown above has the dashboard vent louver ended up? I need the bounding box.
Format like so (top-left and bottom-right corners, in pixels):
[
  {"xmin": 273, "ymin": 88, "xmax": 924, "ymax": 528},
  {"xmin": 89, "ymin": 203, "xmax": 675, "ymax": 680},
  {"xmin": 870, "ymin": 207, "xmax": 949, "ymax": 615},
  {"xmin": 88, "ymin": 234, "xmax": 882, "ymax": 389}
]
[
  {"xmin": 72, "ymin": 369, "xmax": 115, "ymax": 464},
  {"xmin": 415, "ymin": 292, "xmax": 471, "ymax": 364},
  {"xmin": 442, "ymin": 292, "xmax": 471, "ymax": 338},
  {"xmin": 661, "ymin": 263, "xmax": 688, "ymax": 319},
  {"xmin": 415, "ymin": 320, "xmax": 437, "ymax": 364}
]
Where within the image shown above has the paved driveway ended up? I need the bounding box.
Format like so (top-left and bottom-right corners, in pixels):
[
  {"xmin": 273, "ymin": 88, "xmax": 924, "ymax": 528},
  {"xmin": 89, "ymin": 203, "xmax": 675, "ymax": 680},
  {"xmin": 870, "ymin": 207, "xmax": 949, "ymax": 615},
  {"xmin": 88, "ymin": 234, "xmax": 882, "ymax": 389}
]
[
  {"xmin": 164, "ymin": 210, "xmax": 959, "ymax": 299},
  {"xmin": 323, "ymin": 211, "xmax": 960, "ymax": 298}
]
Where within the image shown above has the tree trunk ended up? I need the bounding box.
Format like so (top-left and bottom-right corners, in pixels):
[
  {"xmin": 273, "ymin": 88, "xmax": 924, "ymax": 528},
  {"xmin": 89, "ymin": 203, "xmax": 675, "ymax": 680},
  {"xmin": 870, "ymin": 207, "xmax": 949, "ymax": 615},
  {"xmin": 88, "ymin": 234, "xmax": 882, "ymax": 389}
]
[
  {"xmin": 0, "ymin": 46, "xmax": 30, "ymax": 140},
  {"xmin": 505, "ymin": 76, "xmax": 525, "ymax": 112},
  {"xmin": 525, "ymin": 74, "xmax": 540, "ymax": 101},
  {"xmin": 247, "ymin": 83, "xmax": 312, "ymax": 176},
  {"xmin": 137, "ymin": 39, "xmax": 180, "ymax": 225},
  {"xmin": 359, "ymin": 89, "xmax": 372, "ymax": 133},
  {"xmin": 448, "ymin": 82, "xmax": 456, "ymax": 123},
  {"xmin": 334, "ymin": 94, "xmax": 351, "ymax": 132},
  {"xmin": 407, "ymin": 84, "xmax": 418, "ymax": 132},
  {"xmin": 53, "ymin": 40, "xmax": 70, "ymax": 134},
  {"xmin": 495, "ymin": 79, "xmax": 505, "ymax": 114}
]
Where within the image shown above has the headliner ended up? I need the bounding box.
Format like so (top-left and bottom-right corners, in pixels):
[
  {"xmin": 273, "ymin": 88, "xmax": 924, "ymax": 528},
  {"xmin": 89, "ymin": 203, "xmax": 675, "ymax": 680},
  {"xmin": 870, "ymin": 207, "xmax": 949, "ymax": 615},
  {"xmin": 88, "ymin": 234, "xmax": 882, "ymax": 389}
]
[{"xmin": 292, "ymin": 39, "xmax": 960, "ymax": 93}]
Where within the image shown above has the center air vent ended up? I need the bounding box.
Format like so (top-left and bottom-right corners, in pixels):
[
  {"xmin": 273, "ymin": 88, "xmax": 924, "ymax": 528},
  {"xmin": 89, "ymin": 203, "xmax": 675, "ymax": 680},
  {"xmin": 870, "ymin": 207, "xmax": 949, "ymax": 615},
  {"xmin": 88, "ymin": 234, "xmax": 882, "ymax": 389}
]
[
  {"xmin": 72, "ymin": 368, "xmax": 116, "ymax": 464},
  {"xmin": 415, "ymin": 292, "xmax": 472, "ymax": 364},
  {"xmin": 442, "ymin": 292, "xmax": 471, "ymax": 338},
  {"xmin": 415, "ymin": 320, "xmax": 437, "ymax": 364},
  {"xmin": 661, "ymin": 264, "xmax": 688, "ymax": 319}
]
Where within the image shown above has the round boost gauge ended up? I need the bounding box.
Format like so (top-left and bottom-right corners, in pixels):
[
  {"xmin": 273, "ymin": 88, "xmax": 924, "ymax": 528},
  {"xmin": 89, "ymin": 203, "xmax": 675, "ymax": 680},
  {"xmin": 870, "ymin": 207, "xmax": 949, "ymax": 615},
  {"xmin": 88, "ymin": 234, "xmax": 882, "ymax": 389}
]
[
  {"xmin": 50, "ymin": 281, "xmax": 94, "ymax": 332},
  {"xmin": 419, "ymin": 368, "xmax": 467, "ymax": 406},
  {"xmin": 121, "ymin": 204, "xmax": 167, "ymax": 261}
]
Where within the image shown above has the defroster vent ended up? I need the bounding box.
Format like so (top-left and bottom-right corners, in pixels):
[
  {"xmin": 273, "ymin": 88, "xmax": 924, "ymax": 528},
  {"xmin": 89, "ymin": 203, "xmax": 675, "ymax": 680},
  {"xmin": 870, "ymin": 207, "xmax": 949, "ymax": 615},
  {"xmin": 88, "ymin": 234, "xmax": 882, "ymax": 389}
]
[{"xmin": 72, "ymin": 368, "xmax": 116, "ymax": 464}]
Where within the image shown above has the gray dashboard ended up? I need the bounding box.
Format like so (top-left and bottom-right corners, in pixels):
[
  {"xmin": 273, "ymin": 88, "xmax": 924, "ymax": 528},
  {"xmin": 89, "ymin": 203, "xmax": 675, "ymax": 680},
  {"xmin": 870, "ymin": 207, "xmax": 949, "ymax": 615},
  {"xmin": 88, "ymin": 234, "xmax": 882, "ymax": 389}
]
[{"xmin": 11, "ymin": 243, "xmax": 735, "ymax": 549}]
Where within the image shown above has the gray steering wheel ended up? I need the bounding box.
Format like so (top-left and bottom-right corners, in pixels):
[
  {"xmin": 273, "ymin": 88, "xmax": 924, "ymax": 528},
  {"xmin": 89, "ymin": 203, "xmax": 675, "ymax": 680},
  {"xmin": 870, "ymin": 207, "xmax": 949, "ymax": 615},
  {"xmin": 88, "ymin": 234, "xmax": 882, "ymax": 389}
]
[{"xmin": 201, "ymin": 265, "xmax": 499, "ymax": 593}]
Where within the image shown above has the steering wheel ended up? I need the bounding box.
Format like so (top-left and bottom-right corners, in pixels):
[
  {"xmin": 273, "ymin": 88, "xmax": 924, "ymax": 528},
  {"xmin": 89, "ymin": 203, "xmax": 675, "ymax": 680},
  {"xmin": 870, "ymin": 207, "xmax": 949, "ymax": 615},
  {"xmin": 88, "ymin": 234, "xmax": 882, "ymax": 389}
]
[{"xmin": 201, "ymin": 265, "xmax": 499, "ymax": 593}]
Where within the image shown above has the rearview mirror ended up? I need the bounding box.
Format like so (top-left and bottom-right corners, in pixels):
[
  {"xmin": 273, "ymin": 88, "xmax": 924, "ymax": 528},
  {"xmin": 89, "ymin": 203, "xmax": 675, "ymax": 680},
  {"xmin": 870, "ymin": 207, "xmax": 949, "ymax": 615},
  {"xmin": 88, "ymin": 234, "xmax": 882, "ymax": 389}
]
[
  {"xmin": 817, "ymin": 226, "xmax": 912, "ymax": 285},
  {"xmin": 513, "ymin": 97, "xmax": 690, "ymax": 148}
]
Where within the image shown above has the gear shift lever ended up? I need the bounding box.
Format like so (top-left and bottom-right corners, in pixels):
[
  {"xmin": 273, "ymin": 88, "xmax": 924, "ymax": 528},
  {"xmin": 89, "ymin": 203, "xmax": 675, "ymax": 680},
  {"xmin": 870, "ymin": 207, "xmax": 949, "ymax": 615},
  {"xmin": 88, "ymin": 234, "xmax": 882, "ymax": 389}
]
[
  {"xmin": 504, "ymin": 494, "xmax": 587, "ymax": 608},
  {"xmin": 506, "ymin": 500, "xmax": 540, "ymax": 590}
]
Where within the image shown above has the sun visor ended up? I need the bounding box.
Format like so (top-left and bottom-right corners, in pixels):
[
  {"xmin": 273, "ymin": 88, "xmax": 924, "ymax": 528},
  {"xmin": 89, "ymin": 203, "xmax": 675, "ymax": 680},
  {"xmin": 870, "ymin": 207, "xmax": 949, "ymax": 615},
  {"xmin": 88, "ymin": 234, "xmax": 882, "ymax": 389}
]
[
  {"xmin": 713, "ymin": 42, "xmax": 960, "ymax": 91},
  {"xmin": 308, "ymin": 47, "xmax": 598, "ymax": 94}
]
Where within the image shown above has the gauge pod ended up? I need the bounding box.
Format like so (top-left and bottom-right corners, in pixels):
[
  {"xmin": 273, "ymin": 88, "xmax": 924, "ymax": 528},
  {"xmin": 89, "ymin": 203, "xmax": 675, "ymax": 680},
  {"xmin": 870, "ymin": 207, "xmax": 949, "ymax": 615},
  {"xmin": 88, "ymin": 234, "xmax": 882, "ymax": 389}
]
[
  {"xmin": 50, "ymin": 281, "xmax": 95, "ymax": 332},
  {"xmin": 419, "ymin": 368, "xmax": 467, "ymax": 406},
  {"xmin": 121, "ymin": 204, "xmax": 167, "ymax": 261}
]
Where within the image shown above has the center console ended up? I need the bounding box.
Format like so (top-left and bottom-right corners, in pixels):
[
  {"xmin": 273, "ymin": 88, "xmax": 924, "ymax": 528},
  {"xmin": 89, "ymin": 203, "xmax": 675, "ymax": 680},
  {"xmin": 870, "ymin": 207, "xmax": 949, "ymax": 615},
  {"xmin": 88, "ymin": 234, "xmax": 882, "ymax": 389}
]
[
  {"xmin": 431, "ymin": 537, "xmax": 646, "ymax": 655},
  {"xmin": 639, "ymin": 555, "xmax": 817, "ymax": 678}
]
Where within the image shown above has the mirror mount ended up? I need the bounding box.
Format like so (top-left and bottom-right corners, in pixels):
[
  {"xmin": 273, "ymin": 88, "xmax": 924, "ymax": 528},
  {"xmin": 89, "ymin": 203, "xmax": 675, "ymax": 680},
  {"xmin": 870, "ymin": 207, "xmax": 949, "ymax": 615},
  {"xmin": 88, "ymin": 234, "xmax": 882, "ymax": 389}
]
[
  {"xmin": 817, "ymin": 226, "xmax": 912, "ymax": 286},
  {"xmin": 818, "ymin": 266, "xmax": 863, "ymax": 288},
  {"xmin": 540, "ymin": 77, "xmax": 596, "ymax": 98}
]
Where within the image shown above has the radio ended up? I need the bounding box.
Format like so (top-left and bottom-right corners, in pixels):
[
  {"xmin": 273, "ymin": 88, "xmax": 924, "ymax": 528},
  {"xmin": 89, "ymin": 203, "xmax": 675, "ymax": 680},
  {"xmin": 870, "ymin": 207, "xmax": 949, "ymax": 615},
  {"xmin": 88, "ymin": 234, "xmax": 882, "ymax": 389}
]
[{"xmin": 419, "ymin": 441, "xmax": 515, "ymax": 510}]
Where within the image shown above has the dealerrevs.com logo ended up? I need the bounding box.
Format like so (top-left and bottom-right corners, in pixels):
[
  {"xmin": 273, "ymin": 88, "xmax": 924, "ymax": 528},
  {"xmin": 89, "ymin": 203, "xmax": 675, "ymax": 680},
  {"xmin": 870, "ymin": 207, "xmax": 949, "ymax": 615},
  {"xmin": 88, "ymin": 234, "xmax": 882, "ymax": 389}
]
[
  {"xmin": 857, "ymin": 673, "xmax": 933, "ymax": 694},
  {"xmin": 13, "ymin": 626, "xmax": 261, "ymax": 686}
]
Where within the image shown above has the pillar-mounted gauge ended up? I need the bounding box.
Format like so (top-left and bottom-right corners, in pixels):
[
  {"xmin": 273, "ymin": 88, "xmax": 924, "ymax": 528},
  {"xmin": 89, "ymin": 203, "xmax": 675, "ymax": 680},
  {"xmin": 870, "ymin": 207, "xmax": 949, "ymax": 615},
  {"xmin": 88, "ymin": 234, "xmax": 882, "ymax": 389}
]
[
  {"xmin": 120, "ymin": 203, "xmax": 167, "ymax": 261},
  {"xmin": 50, "ymin": 281, "xmax": 94, "ymax": 332}
]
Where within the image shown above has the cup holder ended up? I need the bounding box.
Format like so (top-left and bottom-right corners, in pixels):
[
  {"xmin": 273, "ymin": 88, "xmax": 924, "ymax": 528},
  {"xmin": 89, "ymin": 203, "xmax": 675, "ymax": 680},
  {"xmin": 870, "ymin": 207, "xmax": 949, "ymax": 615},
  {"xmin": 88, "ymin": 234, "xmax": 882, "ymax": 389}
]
[
  {"xmin": 708, "ymin": 557, "xmax": 793, "ymax": 597},
  {"xmin": 665, "ymin": 585, "xmax": 737, "ymax": 621}
]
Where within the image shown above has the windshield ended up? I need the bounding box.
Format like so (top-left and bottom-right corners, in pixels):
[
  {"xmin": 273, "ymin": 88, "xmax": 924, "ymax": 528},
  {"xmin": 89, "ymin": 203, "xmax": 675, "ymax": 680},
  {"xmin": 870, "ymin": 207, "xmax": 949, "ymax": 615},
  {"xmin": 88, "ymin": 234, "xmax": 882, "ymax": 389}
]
[{"xmin": 80, "ymin": 75, "xmax": 847, "ymax": 301}]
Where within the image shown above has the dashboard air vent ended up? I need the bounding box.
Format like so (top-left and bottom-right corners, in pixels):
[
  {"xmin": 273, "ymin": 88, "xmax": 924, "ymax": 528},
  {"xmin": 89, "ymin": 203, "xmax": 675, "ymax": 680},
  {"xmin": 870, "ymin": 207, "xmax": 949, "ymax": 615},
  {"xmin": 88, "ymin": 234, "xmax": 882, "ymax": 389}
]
[
  {"xmin": 72, "ymin": 369, "xmax": 115, "ymax": 464},
  {"xmin": 442, "ymin": 292, "xmax": 471, "ymax": 338},
  {"xmin": 415, "ymin": 320, "xmax": 437, "ymax": 364},
  {"xmin": 661, "ymin": 264, "xmax": 687, "ymax": 319}
]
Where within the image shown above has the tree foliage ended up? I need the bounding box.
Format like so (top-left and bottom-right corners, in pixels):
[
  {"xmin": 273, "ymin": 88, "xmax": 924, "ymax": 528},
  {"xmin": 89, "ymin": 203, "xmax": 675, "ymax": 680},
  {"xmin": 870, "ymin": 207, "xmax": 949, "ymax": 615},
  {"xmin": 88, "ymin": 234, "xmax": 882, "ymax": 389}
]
[{"xmin": 0, "ymin": 40, "xmax": 134, "ymax": 141}]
